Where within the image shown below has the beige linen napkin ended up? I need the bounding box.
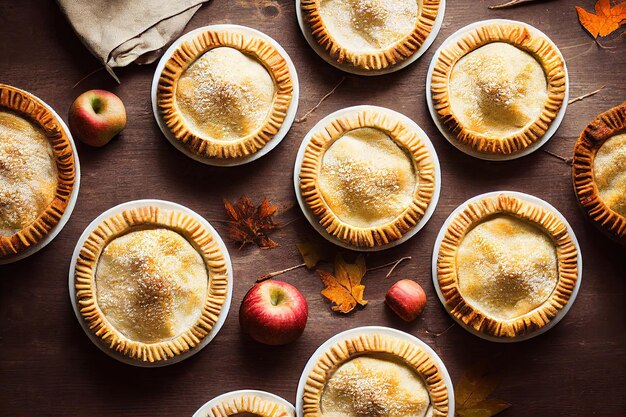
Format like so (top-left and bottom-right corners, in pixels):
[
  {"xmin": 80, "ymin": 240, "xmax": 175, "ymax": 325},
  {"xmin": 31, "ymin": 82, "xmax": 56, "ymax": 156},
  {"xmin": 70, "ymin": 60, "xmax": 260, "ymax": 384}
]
[{"xmin": 57, "ymin": 0, "xmax": 209, "ymax": 80}]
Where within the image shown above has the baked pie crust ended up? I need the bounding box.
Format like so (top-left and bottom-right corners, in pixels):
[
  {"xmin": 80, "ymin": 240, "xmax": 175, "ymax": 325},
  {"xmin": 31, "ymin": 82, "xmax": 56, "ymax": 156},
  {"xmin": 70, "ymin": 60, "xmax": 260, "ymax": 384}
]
[
  {"xmin": 207, "ymin": 394, "xmax": 289, "ymax": 417},
  {"xmin": 302, "ymin": 333, "xmax": 449, "ymax": 417},
  {"xmin": 431, "ymin": 22, "xmax": 566, "ymax": 154},
  {"xmin": 74, "ymin": 206, "xmax": 229, "ymax": 362},
  {"xmin": 299, "ymin": 109, "xmax": 436, "ymax": 248},
  {"xmin": 573, "ymin": 101, "xmax": 626, "ymax": 244},
  {"xmin": 436, "ymin": 194, "xmax": 578, "ymax": 338},
  {"xmin": 0, "ymin": 84, "xmax": 76, "ymax": 259},
  {"xmin": 157, "ymin": 28, "xmax": 294, "ymax": 159},
  {"xmin": 301, "ymin": 0, "xmax": 441, "ymax": 70}
]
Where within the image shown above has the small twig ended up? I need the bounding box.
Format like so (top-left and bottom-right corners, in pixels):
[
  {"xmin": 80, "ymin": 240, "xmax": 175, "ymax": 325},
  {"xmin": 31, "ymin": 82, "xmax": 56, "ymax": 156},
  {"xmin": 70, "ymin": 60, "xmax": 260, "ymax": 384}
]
[
  {"xmin": 368, "ymin": 256, "xmax": 412, "ymax": 278},
  {"xmin": 281, "ymin": 217, "xmax": 301, "ymax": 228},
  {"xmin": 543, "ymin": 149, "xmax": 572, "ymax": 165},
  {"xmin": 72, "ymin": 67, "xmax": 106, "ymax": 89},
  {"xmin": 295, "ymin": 77, "xmax": 346, "ymax": 123},
  {"xmin": 256, "ymin": 263, "xmax": 307, "ymax": 283},
  {"xmin": 560, "ymin": 41, "xmax": 593, "ymax": 50},
  {"xmin": 425, "ymin": 323, "xmax": 456, "ymax": 337},
  {"xmin": 488, "ymin": 0, "xmax": 541, "ymax": 9},
  {"xmin": 568, "ymin": 86, "xmax": 605, "ymax": 105}
]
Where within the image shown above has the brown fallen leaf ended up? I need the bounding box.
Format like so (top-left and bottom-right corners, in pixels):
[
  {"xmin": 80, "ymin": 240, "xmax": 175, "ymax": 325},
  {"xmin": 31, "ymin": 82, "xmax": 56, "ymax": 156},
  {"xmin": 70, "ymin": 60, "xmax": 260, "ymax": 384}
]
[
  {"xmin": 296, "ymin": 239, "xmax": 334, "ymax": 269},
  {"xmin": 318, "ymin": 254, "xmax": 367, "ymax": 313},
  {"xmin": 224, "ymin": 195, "xmax": 282, "ymax": 249},
  {"xmin": 576, "ymin": 0, "xmax": 626, "ymax": 39},
  {"xmin": 455, "ymin": 362, "xmax": 510, "ymax": 417}
]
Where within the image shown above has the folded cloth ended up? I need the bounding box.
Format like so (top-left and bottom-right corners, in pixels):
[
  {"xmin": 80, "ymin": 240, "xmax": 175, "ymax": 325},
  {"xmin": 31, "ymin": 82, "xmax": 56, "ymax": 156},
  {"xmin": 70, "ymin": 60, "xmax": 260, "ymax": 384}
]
[{"xmin": 57, "ymin": 0, "xmax": 209, "ymax": 79}]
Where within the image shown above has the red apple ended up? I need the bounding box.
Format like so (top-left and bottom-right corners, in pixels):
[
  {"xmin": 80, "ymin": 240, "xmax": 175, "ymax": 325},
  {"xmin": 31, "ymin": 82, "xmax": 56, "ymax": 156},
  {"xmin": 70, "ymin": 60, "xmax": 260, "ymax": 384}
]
[
  {"xmin": 68, "ymin": 89, "xmax": 126, "ymax": 147},
  {"xmin": 385, "ymin": 279, "xmax": 427, "ymax": 322},
  {"xmin": 239, "ymin": 280, "xmax": 308, "ymax": 346}
]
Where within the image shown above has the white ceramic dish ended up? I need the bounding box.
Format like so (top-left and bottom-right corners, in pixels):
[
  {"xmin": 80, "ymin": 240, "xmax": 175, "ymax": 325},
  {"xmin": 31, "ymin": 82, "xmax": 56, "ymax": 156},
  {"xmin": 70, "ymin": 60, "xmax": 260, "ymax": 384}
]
[
  {"xmin": 295, "ymin": 0, "xmax": 446, "ymax": 76},
  {"xmin": 193, "ymin": 390, "xmax": 295, "ymax": 417},
  {"xmin": 68, "ymin": 199, "xmax": 233, "ymax": 367},
  {"xmin": 431, "ymin": 191, "xmax": 583, "ymax": 343},
  {"xmin": 295, "ymin": 326, "xmax": 455, "ymax": 417},
  {"xmin": 425, "ymin": 19, "xmax": 569, "ymax": 161},
  {"xmin": 0, "ymin": 90, "xmax": 81, "ymax": 265},
  {"xmin": 293, "ymin": 105, "xmax": 441, "ymax": 252},
  {"xmin": 151, "ymin": 24, "xmax": 300, "ymax": 167}
]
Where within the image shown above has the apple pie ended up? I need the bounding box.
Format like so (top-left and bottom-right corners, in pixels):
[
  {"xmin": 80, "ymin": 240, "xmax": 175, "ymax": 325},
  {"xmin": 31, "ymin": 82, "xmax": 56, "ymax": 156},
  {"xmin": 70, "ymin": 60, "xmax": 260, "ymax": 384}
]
[
  {"xmin": 74, "ymin": 206, "xmax": 229, "ymax": 362},
  {"xmin": 0, "ymin": 84, "xmax": 76, "ymax": 259},
  {"xmin": 299, "ymin": 108, "xmax": 436, "ymax": 248},
  {"xmin": 573, "ymin": 101, "xmax": 626, "ymax": 244},
  {"xmin": 206, "ymin": 394, "xmax": 290, "ymax": 417},
  {"xmin": 301, "ymin": 0, "xmax": 442, "ymax": 70},
  {"xmin": 157, "ymin": 27, "xmax": 294, "ymax": 159},
  {"xmin": 302, "ymin": 333, "xmax": 449, "ymax": 417},
  {"xmin": 431, "ymin": 21, "xmax": 566, "ymax": 154},
  {"xmin": 436, "ymin": 194, "xmax": 579, "ymax": 338}
]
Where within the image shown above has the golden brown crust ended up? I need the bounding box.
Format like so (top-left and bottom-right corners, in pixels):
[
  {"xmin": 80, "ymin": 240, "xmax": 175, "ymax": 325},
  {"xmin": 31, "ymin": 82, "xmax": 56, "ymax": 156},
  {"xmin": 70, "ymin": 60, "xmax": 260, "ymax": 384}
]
[
  {"xmin": 436, "ymin": 194, "xmax": 578, "ymax": 338},
  {"xmin": 74, "ymin": 206, "xmax": 229, "ymax": 363},
  {"xmin": 0, "ymin": 84, "xmax": 76, "ymax": 259},
  {"xmin": 299, "ymin": 109, "xmax": 436, "ymax": 248},
  {"xmin": 431, "ymin": 22, "xmax": 566, "ymax": 154},
  {"xmin": 302, "ymin": 333, "xmax": 449, "ymax": 417},
  {"xmin": 208, "ymin": 394, "xmax": 290, "ymax": 417},
  {"xmin": 573, "ymin": 102, "xmax": 626, "ymax": 244},
  {"xmin": 301, "ymin": 0, "xmax": 440, "ymax": 70},
  {"xmin": 157, "ymin": 29, "xmax": 293, "ymax": 159}
]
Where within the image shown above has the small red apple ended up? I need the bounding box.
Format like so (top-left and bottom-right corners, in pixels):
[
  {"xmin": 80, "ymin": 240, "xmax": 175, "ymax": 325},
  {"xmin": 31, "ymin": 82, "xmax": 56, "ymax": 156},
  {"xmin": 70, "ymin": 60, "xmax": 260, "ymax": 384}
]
[
  {"xmin": 385, "ymin": 279, "xmax": 427, "ymax": 322},
  {"xmin": 68, "ymin": 89, "xmax": 126, "ymax": 147},
  {"xmin": 239, "ymin": 280, "xmax": 308, "ymax": 346}
]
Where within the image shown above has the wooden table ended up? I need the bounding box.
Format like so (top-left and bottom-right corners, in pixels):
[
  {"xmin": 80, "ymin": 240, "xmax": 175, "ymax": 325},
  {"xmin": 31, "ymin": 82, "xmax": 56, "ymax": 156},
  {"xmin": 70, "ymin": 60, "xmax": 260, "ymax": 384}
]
[{"xmin": 1, "ymin": 1, "xmax": 625, "ymax": 416}]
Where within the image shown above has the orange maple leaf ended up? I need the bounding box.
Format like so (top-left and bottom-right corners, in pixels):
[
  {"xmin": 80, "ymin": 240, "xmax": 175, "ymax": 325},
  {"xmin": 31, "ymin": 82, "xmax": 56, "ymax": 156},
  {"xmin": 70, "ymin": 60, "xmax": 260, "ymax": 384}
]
[
  {"xmin": 576, "ymin": 0, "xmax": 626, "ymax": 38},
  {"xmin": 223, "ymin": 195, "xmax": 282, "ymax": 249},
  {"xmin": 318, "ymin": 254, "xmax": 368, "ymax": 313}
]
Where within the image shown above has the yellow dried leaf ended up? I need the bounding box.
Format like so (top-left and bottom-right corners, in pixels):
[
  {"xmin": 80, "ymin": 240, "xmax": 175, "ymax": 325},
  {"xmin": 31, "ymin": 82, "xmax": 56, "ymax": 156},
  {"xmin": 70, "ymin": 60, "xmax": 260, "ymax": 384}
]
[
  {"xmin": 296, "ymin": 240, "xmax": 333, "ymax": 269},
  {"xmin": 318, "ymin": 254, "xmax": 367, "ymax": 313}
]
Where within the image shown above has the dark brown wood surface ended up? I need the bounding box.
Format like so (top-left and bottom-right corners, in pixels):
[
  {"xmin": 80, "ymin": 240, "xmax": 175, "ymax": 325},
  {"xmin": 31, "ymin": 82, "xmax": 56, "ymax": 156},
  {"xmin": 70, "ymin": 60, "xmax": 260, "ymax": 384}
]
[{"xmin": 1, "ymin": 1, "xmax": 625, "ymax": 416}]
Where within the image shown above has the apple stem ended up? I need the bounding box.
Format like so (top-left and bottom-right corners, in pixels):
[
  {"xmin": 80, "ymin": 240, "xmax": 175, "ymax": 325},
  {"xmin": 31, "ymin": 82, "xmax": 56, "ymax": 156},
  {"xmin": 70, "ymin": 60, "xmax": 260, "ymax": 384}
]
[
  {"xmin": 368, "ymin": 256, "xmax": 412, "ymax": 278},
  {"xmin": 256, "ymin": 263, "xmax": 307, "ymax": 283}
]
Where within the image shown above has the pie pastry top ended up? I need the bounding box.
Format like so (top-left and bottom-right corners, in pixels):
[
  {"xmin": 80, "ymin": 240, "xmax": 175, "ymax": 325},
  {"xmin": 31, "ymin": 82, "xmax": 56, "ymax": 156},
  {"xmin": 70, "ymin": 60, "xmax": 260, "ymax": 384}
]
[
  {"xmin": 431, "ymin": 22, "xmax": 566, "ymax": 154},
  {"xmin": 299, "ymin": 109, "xmax": 436, "ymax": 248},
  {"xmin": 436, "ymin": 194, "xmax": 578, "ymax": 338},
  {"xmin": 158, "ymin": 28, "xmax": 293, "ymax": 159},
  {"xmin": 0, "ymin": 84, "xmax": 76, "ymax": 258},
  {"xmin": 75, "ymin": 206, "xmax": 229, "ymax": 362},
  {"xmin": 205, "ymin": 394, "xmax": 290, "ymax": 417},
  {"xmin": 302, "ymin": 333, "xmax": 449, "ymax": 417},
  {"xmin": 301, "ymin": 0, "xmax": 441, "ymax": 70},
  {"xmin": 573, "ymin": 101, "xmax": 626, "ymax": 244}
]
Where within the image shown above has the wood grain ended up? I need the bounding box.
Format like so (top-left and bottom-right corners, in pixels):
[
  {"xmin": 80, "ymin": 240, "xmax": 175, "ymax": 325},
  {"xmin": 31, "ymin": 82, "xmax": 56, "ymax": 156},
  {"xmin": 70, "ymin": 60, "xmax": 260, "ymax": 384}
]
[{"xmin": 0, "ymin": 1, "xmax": 625, "ymax": 416}]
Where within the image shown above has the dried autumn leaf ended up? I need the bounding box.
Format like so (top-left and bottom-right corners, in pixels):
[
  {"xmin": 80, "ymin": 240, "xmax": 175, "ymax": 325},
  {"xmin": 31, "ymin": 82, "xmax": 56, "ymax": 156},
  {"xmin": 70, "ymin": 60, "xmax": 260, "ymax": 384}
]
[
  {"xmin": 296, "ymin": 239, "xmax": 334, "ymax": 269},
  {"xmin": 576, "ymin": 0, "xmax": 626, "ymax": 38},
  {"xmin": 318, "ymin": 254, "xmax": 367, "ymax": 313},
  {"xmin": 224, "ymin": 195, "xmax": 282, "ymax": 249},
  {"xmin": 455, "ymin": 363, "xmax": 510, "ymax": 417},
  {"xmin": 457, "ymin": 400, "xmax": 511, "ymax": 417}
]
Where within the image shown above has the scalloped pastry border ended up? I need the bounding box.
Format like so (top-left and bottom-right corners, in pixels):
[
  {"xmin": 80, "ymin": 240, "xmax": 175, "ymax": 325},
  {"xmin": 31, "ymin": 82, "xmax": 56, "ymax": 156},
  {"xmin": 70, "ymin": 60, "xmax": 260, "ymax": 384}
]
[
  {"xmin": 302, "ymin": 333, "xmax": 449, "ymax": 417},
  {"xmin": 299, "ymin": 109, "xmax": 436, "ymax": 248},
  {"xmin": 436, "ymin": 194, "xmax": 578, "ymax": 338},
  {"xmin": 301, "ymin": 0, "xmax": 441, "ymax": 70},
  {"xmin": 157, "ymin": 29, "xmax": 294, "ymax": 159},
  {"xmin": 573, "ymin": 101, "xmax": 626, "ymax": 244},
  {"xmin": 74, "ymin": 206, "xmax": 229, "ymax": 363},
  {"xmin": 207, "ymin": 394, "xmax": 289, "ymax": 417},
  {"xmin": 431, "ymin": 22, "xmax": 566, "ymax": 154},
  {"xmin": 0, "ymin": 84, "xmax": 76, "ymax": 259}
]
